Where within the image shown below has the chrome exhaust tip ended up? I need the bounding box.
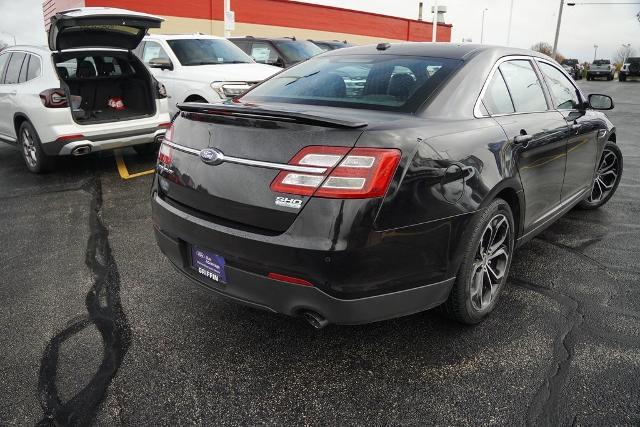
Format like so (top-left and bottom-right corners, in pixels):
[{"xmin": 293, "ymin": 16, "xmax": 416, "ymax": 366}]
[
  {"xmin": 301, "ymin": 311, "xmax": 329, "ymax": 330},
  {"xmin": 71, "ymin": 145, "xmax": 91, "ymax": 156}
]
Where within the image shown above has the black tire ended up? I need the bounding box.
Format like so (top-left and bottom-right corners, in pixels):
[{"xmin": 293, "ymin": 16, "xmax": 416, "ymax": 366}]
[
  {"xmin": 587, "ymin": 75, "xmax": 592, "ymax": 81},
  {"xmin": 441, "ymin": 198, "xmax": 515, "ymax": 324},
  {"xmin": 184, "ymin": 96, "xmax": 207, "ymax": 103},
  {"xmin": 619, "ymin": 75, "xmax": 626, "ymax": 82},
  {"xmin": 133, "ymin": 143, "xmax": 159, "ymax": 156},
  {"xmin": 577, "ymin": 141, "xmax": 623, "ymax": 210},
  {"xmin": 18, "ymin": 121, "xmax": 53, "ymax": 174}
]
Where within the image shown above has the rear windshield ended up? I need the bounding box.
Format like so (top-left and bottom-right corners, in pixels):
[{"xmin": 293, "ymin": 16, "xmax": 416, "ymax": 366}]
[
  {"xmin": 562, "ymin": 59, "xmax": 578, "ymax": 66},
  {"xmin": 593, "ymin": 60, "xmax": 610, "ymax": 65},
  {"xmin": 167, "ymin": 39, "xmax": 253, "ymax": 66},
  {"xmin": 627, "ymin": 57, "xmax": 640, "ymax": 62},
  {"xmin": 273, "ymin": 40, "xmax": 323, "ymax": 62},
  {"xmin": 241, "ymin": 54, "xmax": 461, "ymax": 112}
]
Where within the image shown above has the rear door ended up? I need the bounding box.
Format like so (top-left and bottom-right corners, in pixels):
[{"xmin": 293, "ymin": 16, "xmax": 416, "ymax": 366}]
[
  {"xmin": 0, "ymin": 52, "xmax": 27, "ymax": 140},
  {"xmin": 536, "ymin": 60, "xmax": 598, "ymax": 201},
  {"xmin": 483, "ymin": 58, "xmax": 568, "ymax": 233},
  {"xmin": 48, "ymin": 7, "xmax": 163, "ymax": 51}
]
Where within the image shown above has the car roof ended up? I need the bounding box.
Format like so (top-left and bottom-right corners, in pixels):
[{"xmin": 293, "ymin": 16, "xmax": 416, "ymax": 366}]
[
  {"xmin": 320, "ymin": 43, "xmax": 550, "ymax": 61},
  {"xmin": 1, "ymin": 45, "xmax": 51, "ymax": 55},
  {"xmin": 228, "ymin": 36, "xmax": 306, "ymax": 42},
  {"xmin": 144, "ymin": 33, "xmax": 224, "ymax": 40}
]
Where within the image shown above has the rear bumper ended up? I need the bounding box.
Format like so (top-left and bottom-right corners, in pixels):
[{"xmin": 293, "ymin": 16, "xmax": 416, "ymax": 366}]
[
  {"xmin": 155, "ymin": 225, "xmax": 454, "ymax": 325},
  {"xmin": 42, "ymin": 126, "xmax": 167, "ymax": 156},
  {"xmin": 151, "ymin": 190, "xmax": 462, "ymax": 325}
]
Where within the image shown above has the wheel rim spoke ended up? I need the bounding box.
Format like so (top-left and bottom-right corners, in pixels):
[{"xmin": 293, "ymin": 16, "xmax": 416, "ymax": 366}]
[
  {"xmin": 470, "ymin": 213, "xmax": 511, "ymax": 311},
  {"xmin": 588, "ymin": 148, "xmax": 619, "ymax": 203}
]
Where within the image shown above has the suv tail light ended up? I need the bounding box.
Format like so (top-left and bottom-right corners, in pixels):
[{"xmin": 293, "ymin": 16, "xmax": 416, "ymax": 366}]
[
  {"xmin": 158, "ymin": 124, "xmax": 175, "ymax": 165},
  {"xmin": 39, "ymin": 89, "xmax": 68, "ymax": 108},
  {"xmin": 271, "ymin": 146, "xmax": 401, "ymax": 199}
]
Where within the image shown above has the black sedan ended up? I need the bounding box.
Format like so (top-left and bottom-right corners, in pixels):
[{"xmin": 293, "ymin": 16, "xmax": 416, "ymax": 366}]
[{"xmin": 151, "ymin": 43, "xmax": 622, "ymax": 328}]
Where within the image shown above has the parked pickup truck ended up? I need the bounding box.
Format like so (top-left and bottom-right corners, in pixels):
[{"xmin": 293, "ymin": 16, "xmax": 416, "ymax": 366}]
[
  {"xmin": 619, "ymin": 57, "xmax": 640, "ymax": 82},
  {"xmin": 587, "ymin": 59, "xmax": 615, "ymax": 81}
]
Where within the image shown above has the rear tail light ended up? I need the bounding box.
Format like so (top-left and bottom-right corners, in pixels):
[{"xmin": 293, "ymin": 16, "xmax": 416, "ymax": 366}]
[
  {"xmin": 271, "ymin": 146, "xmax": 401, "ymax": 199},
  {"xmin": 158, "ymin": 124, "xmax": 175, "ymax": 165},
  {"xmin": 55, "ymin": 134, "xmax": 84, "ymax": 143},
  {"xmin": 39, "ymin": 89, "xmax": 68, "ymax": 108}
]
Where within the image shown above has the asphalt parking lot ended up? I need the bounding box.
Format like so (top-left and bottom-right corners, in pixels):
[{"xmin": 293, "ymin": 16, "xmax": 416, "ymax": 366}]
[{"xmin": 1, "ymin": 79, "xmax": 639, "ymax": 425}]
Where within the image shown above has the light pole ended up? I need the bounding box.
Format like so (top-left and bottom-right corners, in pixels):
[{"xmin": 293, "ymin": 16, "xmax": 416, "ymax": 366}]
[
  {"xmin": 551, "ymin": 0, "xmax": 565, "ymax": 58},
  {"xmin": 593, "ymin": 44, "xmax": 598, "ymax": 62},
  {"xmin": 480, "ymin": 8, "xmax": 488, "ymax": 44},
  {"xmin": 432, "ymin": 0, "xmax": 439, "ymax": 42},
  {"xmin": 506, "ymin": 0, "xmax": 515, "ymax": 45}
]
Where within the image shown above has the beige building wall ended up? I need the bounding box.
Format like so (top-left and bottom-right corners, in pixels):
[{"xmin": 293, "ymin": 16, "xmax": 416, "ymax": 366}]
[{"xmin": 151, "ymin": 15, "xmax": 407, "ymax": 45}]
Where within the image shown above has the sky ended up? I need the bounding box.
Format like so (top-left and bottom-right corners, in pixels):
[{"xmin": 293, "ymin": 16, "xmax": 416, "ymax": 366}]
[{"xmin": 1, "ymin": 0, "xmax": 639, "ymax": 63}]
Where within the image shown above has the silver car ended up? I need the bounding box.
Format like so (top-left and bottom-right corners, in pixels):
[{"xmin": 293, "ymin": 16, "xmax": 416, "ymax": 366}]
[{"xmin": 0, "ymin": 7, "xmax": 171, "ymax": 173}]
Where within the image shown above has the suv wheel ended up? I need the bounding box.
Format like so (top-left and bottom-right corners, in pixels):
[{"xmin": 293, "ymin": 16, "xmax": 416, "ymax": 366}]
[
  {"xmin": 441, "ymin": 198, "xmax": 515, "ymax": 324},
  {"xmin": 578, "ymin": 141, "xmax": 623, "ymax": 209},
  {"xmin": 619, "ymin": 74, "xmax": 627, "ymax": 82},
  {"xmin": 19, "ymin": 121, "xmax": 52, "ymax": 174}
]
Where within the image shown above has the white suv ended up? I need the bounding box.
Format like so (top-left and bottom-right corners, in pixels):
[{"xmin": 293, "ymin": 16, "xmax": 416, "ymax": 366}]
[
  {"xmin": 135, "ymin": 34, "xmax": 281, "ymax": 115},
  {"xmin": 0, "ymin": 8, "xmax": 171, "ymax": 173}
]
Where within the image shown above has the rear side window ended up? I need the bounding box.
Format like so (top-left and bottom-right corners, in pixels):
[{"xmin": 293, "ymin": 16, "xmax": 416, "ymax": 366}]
[
  {"xmin": 482, "ymin": 70, "xmax": 515, "ymax": 115},
  {"xmin": 499, "ymin": 60, "xmax": 547, "ymax": 113},
  {"xmin": 19, "ymin": 55, "xmax": 30, "ymax": 83},
  {"xmin": 242, "ymin": 55, "xmax": 462, "ymax": 112},
  {"xmin": 537, "ymin": 62, "xmax": 580, "ymax": 110},
  {"xmin": 27, "ymin": 56, "xmax": 41, "ymax": 81},
  {"xmin": 4, "ymin": 52, "xmax": 26, "ymax": 85},
  {"xmin": 0, "ymin": 53, "xmax": 9, "ymax": 82}
]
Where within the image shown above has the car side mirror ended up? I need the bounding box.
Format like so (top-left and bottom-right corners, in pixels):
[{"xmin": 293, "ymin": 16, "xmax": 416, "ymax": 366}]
[
  {"xmin": 148, "ymin": 57, "xmax": 173, "ymax": 71},
  {"xmin": 265, "ymin": 57, "xmax": 285, "ymax": 67},
  {"xmin": 588, "ymin": 94, "xmax": 614, "ymax": 110}
]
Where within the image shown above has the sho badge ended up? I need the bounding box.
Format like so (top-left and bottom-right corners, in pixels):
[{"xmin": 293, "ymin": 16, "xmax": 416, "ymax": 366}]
[{"xmin": 275, "ymin": 196, "xmax": 303, "ymax": 209}]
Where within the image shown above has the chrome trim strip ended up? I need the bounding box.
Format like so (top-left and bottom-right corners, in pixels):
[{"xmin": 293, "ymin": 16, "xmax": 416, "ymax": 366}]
[{"xmin": 162, "ymin": 140, "xmax": 328, "ymax": 174}]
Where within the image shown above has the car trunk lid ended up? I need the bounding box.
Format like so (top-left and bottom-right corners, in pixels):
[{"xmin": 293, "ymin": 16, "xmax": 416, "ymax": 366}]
[
  {"xmin": 48, "ymin": 7, "xmax": 163, "ymax": 52},
  {"xmin": 157, "ymin": 102, "xmax": 368, "ymax": 233}
]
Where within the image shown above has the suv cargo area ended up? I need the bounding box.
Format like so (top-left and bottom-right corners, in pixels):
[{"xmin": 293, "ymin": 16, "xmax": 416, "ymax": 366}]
[{"xmin": 53, "ymin": 51, "xmax": 156, "ymax": 124}]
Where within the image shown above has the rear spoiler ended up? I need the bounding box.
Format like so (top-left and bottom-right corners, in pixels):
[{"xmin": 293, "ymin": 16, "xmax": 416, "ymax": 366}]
[{"xmin": 176, "ymin": 102, "xmax": 368, "ymax": 129}]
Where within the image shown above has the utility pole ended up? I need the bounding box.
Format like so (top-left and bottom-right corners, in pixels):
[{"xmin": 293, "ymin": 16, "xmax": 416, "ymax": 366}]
[
  {"xmin": 224, "ymin": 0, "xmax": 232, "ymax": 37},
  {"xmin": 480, "ymin": 8, "xmax": 488, "ymax": 44},
  {"xmin": 593, "ymin": 44, "xmax": 598, "ymax": 61},
  {"xmin": 506, "ymin": 0, "xmax": 514, "ymax": 45},
  {"xmin": 418, "ymin": 2, "xmax": 424, "ymax": 21},
  {"xmin": 432, "ymin": 0, "xmax": 438, "ymax": 42},
  {"xmin": 552, "ymin": 0, "xmax": 565, "ymax": 57}
]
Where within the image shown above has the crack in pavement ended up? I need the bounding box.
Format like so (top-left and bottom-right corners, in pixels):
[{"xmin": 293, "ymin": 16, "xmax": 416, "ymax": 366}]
[
  {"xmin": 36, "ymin": 175, "xmax": 131, "ymax": 426},
  {"xmin": 512, "ymin": 278, "xmax": 584, "ymax": 426}
]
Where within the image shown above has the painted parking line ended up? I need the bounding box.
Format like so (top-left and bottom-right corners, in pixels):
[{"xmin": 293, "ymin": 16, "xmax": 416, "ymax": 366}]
[{"xmin": 114, "ymin": 149, "xmax": 155, "ymax": 180}]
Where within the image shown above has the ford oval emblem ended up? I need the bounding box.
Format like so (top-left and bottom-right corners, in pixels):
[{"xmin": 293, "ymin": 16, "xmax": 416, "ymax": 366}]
[{"xmin": 200, "ymin": 148, "xmax": 224, "ymax": 165}]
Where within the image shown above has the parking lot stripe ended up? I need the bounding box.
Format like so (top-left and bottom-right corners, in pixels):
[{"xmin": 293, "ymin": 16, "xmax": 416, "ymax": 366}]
[{"xmin": 114, "ymin": 150, "xmax": 155, "ymax": 180}]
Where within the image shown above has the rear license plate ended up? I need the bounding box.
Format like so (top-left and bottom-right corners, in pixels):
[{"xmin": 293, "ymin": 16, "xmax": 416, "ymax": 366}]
[{"xmin": 191, "ymin": 246, "xmax": 227, "ymax": 284}]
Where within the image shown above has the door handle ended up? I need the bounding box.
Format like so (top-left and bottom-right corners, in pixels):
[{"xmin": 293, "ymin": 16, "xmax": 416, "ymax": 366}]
[{"xmin": 513, "ymin": 134, "xmax": 533, "ymax": 144}]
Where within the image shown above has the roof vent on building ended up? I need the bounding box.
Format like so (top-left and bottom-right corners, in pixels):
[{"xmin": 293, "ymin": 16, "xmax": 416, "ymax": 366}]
[{"xmin": 376, "ymin": 43, "xmax": 390, "ymax": 51}]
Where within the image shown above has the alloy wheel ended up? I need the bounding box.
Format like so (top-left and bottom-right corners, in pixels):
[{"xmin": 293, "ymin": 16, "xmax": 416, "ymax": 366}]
[
  {"xmin": 22, "ymin": 128, "xmax": 38, "ymax": 168},
  {"xmin": 470, "ymin": 214, "xmax": 511, "ymax": 311},
  {"xmin": 587, "ymin": 147, "xmax": 619, "ymax": 204}
]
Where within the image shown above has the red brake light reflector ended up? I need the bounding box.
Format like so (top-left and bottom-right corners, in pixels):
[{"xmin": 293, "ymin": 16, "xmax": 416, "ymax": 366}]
[
  {"xmin": 267, "ymin": 272, "xmax": 314, "ymax": 287},
  {"xmin": 271, "ymin": 146, "xmax": 401, "ymax": 199}
]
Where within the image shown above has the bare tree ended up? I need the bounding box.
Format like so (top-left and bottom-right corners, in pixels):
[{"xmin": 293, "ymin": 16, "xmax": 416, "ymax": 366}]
[
  {"xmin": 531, "ymin": 41, "xmax": 565, "ymax": 63},
  {"xmin": 614, "ymin": 45, "xmax": 636, "ymax": 65}
]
